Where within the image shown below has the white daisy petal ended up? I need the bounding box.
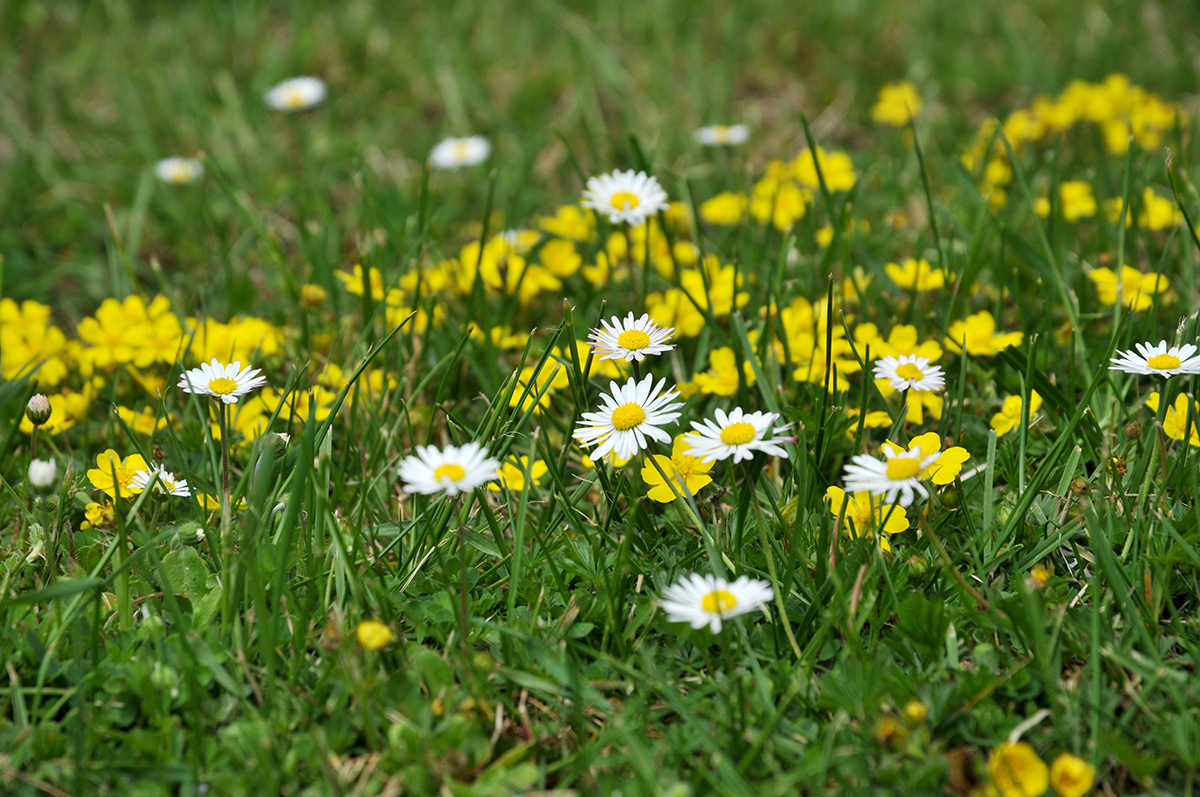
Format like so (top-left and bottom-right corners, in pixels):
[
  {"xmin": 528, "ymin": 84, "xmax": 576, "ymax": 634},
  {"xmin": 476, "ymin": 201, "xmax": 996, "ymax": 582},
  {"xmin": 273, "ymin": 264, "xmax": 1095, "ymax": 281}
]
[
  {"xmin": 682, "ymin": 408, "xmax": 793, "ymax": 464},
  {"xmin": 581, "ymin": 169, "xmax": 669, "ymax": 226},
  {"xmin": 657, "ymin": 572, "xmax": 772, "ymax": 634},
  {"xmin": 399, "ymin": 441, "xmax": 500, "ymax": 496},
  {"xmin": 129, "ymin": 464, "xmax": 191, "ymax": 498},
  {"xmin": 1109, "ymin": 339, "xmax": 1200, "ymax": 378},
  {"xmin": 872, "ymin": 354, "xmax": 945, "ymax": 393}
]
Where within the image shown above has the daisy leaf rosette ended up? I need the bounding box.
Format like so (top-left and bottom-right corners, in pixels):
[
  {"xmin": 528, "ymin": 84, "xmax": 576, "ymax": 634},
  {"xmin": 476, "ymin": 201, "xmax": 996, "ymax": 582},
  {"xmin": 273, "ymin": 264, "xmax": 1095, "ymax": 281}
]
[
  {"xmin": 573, "ymin": 374, "xmax": 683, "ymax": 462},
  {"xmin": 658, "ymin": 573, "xmax": 773, "ymax": 634},
  {"xmin": 581, "ymin": 169, "xmax": 669, "ymax": 226}
]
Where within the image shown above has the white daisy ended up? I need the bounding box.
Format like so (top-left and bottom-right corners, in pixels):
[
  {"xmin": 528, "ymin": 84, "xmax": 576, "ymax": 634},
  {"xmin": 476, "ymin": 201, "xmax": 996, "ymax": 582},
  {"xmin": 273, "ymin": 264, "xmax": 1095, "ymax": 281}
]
[
  {"xmin": 693, "ymin": 124, "xmax": 750, "ymax": 147},
  {"xmin": 873, "ymin": 354, "xmax": 945, "ymax": 392},
  {"xmin": 399, "ymin": 442, "xmax": 500, "ymax": 496},
  {"xmin": 588, "ymin": 312, "xmax": 676, "ymax": 362},
  {"xmin": 129, "ymin": 465, "xmax": 191, "ymax": 497},
  {"xmin": 573, "ymin": 374, "xmax": 683, "ymax": 461},
  {"xmin": 429, "ymin": 136, "xmax": 491, "ymax": 169},
  {"xmin": 178, "ymin": 359, "xmax": 268, "ymax": 404},
  {"xmin": 683, "ymin": 407, "xmax": 792, "ymax": 464},
  {"xmin": 1109, "ymin": 340, "xmax": 1200, "ymax": 378},
  {"xmin": 842, "ymin": 446, "xmax": 939, "ymax": 508},
  {"xmin": 264, "ymin": 77, "xmax": 327, "ymax": 111},
  {"xmin": 581, "ymin": 169, "xmax": 669, "ymax": 226},
  {"xmin": 658, "ymin": 573, "xmax": 773, "ymax": 634},
  {"xmin": 155, "ymin": 157, "xmax": 204, "ymax": 184}
]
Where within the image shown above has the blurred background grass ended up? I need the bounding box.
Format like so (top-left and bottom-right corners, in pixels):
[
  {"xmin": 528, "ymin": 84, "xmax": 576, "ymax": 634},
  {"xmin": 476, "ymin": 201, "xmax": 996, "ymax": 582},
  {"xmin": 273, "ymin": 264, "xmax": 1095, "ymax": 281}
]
[{"xmin": 3, "ymin": 0, "xmax": 1198, "ymax": 313}]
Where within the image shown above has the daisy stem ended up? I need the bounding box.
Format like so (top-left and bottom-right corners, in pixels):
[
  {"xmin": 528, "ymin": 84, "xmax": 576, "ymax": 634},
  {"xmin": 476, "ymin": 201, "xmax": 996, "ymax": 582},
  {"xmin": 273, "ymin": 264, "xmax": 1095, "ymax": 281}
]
[{"xmin": 219, "ymin": 402, "xmax": 233, "ymax": 625}]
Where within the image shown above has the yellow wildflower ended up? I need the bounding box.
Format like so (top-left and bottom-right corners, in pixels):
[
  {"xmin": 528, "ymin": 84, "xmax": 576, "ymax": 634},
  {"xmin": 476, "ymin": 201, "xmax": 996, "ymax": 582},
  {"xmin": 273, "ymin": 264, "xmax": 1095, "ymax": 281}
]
[
  {"xmin": 824, "ymin": 486, "xmax": 909, "ymax": 550},
  {"xmin": 538, "ymin": 238, "xmax": 583, "ymax": 278},
  {"xmin": 870, "ymin": 81, "xmax": 922, "ymax": 126},
  {"xmin": 87, "ymin": 449, "xmax": 149, "ymax": 499},
  {"xmin": 81, "ymin": 501, "xmax": 116, "ymax": 530},
  {"xmin": 1049, "ymin": 753, "xmax": 1095, "ymax": 797},
  {"xmin": 945, "ymin": 312, "xmax": 1023, "ymax": 356},
  {"xmin": 488, "ymin": 457, "xmax": 548, "ymax": 492},
  {"xmin": 641, "ymin": 435, "xmax": 714, "ymax": 503},
  {"xmin": 538, "ymin": 204, "xmax": 595, "ymax": 242},
  {"xmin": 882, "ymin": 432, "xmax": 970, "ymax": 484},
  {"xmin": 1087, "ymin": 265, "xmax": 1168, "ymax": 311},
  {"xmin": 987, "ymin": 742, "xmax": 1049, "ymax": 797},
  {"xmin": 1145, "ymin": 392, "xmax": 1200, "ymax": 447},
  {"xmin": 792, "ymin": 146, "xmax": 857, "ymax": 192},
  {"xmin": 355, "ymin": 620, "xmax": 395, "ymax": 651},
  {"xmin": 885, "ymin": 258, "xmax": 945, "ymax": 291},
  {"xmin": 990, "ymin": 391, "xmax": 1043, "ymax": 437},
  {"xmin": 699, "ymin": 192, "xmax": 748, "ymax": 225},
  {"xmin": 694, "ymin": 347, "xmax": 756, "ymax": 396},
  {"xmin": 336, "ymin": 264, "xmax": 385, "ymax": 301}
]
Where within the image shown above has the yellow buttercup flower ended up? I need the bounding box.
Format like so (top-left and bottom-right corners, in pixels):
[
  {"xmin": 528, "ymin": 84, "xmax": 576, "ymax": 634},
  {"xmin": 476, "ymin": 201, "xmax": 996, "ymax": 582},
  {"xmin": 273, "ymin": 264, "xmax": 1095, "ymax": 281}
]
[
  {"xmin": 641, "ymin": 435, "xmax": 714, "ymax": 503},
  {"xmin": 488, "ymin": 457, "xmax": 548, "ymax": 492},
  {"xmin": 694, "ymin": 347, "xmax": 756, "ymax": 396},
  {"xmin": 824, "ymin": 486, "xmax": 909, "ymax": 550},
  {"xmin": 81, "ymin": 501, "xmax": 116, "ymax": 530},
  {"xmin": 1049, "ymin": 752, "xmax": 1095, "ymax": 797},
  {"xmin": 945, "ymin": 312, "xmax": 1023, "ymax": 356},
  {"xmin": 987, "ymin": 742, "xmax": 1049, "ymax": 797},
  {"xmin": 699, "ymin": 192, "xmax": 748, "ymax": 226},
  {"xmin": 355, "ymin": 620, "xmax": 395, "ymax": 651},
  {"xmin": 871, "ymin": 81, "xmax": 922, "ymax": 126},
  {"xmin": 792, "ymin": 146, "xmax": 857, "ymax": 192},
  {"xmin": 885, "ymin": 258, "xmax": 945, "ymax": 291},
  {"xmin": 87, "ymin": 449, "xmax": 150, "ymax": 499},
  {"xmin": 538, "ymin": 204, "xmax": 596, "ymax": 242},
  {"xmin": 1087, "ymin": 265, "xmax": 1168, "ymax": 311},
  {"xmin": 1145, "ymin": 392, "xmax": 1200, "ymax": 447},
  {"xmin": 990, "ymin": 391, "xmax": 1043, "ymax": 437}
]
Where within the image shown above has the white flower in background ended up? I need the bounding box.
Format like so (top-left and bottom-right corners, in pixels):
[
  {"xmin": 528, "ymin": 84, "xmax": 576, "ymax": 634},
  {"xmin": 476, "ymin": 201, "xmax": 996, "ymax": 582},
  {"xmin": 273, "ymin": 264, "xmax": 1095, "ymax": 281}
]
[
  {"xmin": 589, "ymin": 312, "xmax": 676, "ymax": 362},
  {"xmin": 694, "ymin": 124, "xmax": 750, "ymax": 147},
  {"xmin": 429, "ymin": 136, "xmax": 491, "ymax": 169},
  {"xmin": 155, "ymin": 157, "xmax": 204, "ymax": 185},
  {"xmin": 683, "ymin": 407, "xmax": 792, "ymax": 464},
  {"xmin": 28, "ymin": 459, "xmax": 57, "ymax": 490},
  {"xmin": 177, "ymin": 359, "xmax": 268, "ymax": 404},
  {"xmin": 264, "ymin": 77, "xmax": 327, "ymax": 111},
  {"xmin": 658, "ymin": 573, "xmax": 773, "ymax": 634},
  {"xmin": 130, "ymin": 465, "xmax": 191, "ymax": 497},
  {"xmin": 1109, "ymin": 340, "xmax": 1200, "ymax": 378},
  {"xmin": 581, "ymin": 169, "xmax": 669, "ymax": 226},
  {"xmin": 573, "ymin": 374, "xmax": 683, "ymax": 462},
  {"xmin": 873, "ymin": 354, "xmax": 945, "ymax": 392},
  {"xmin": 399, "ymin": 442, "xmax": 501, "ymax": 496}
]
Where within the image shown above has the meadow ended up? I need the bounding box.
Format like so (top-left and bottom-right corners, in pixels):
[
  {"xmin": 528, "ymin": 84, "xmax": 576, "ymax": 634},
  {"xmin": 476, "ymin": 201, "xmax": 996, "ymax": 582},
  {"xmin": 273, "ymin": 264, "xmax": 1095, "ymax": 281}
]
[{"xmin": 5, "ymin": 1, "xmax": 1200, "ymax": 794}]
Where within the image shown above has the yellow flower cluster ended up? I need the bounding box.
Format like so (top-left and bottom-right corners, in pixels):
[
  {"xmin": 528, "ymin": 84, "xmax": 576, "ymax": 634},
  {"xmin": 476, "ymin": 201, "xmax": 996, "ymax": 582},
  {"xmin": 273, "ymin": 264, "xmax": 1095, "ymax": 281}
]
[{"xmin": 985, "ymin": 742, "xmax": 1095, "ymax": 797}]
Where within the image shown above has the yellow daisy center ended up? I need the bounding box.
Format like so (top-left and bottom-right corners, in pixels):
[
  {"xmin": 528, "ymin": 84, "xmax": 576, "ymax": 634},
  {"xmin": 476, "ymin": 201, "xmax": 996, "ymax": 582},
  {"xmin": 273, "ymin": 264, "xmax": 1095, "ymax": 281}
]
[
  {"xmin": 617, "ymin": 329, "xmax": 652, "ymax": 350},
  {"xmin": 434, "ymin": 464, "xmax": 466, "ymax": 483},
  {"xmin": 719, "ymin": 422, "xmax": 757, "ymax": 446},
  {"xmin": 885, "ymin": 458, "xmax": 922, "ymax": 481},
  {"xmin": 895, "ymin": 363, "xmax": 924, "ymax": 380},
  {"xmin": 1147, "ymin": 353, "xmax": 1181, "ymax": 370},
  {"xmin": 284, "ymin": 89, "xmax": 307, "ymax": 108},
  {"xmin": 611, "ymin": 403, "xmax": 646, "ymax": 430},
  {"xmin": 208, "ymin": 377, "xmax": 239, "ymax": 395},
  {"xmin": 713, "ymin": 125, "xmax": 730, "ymax": 142},
  {"xmin": 611, "ymin": 191, "xmax": 640, "ymax": 210},
  {"xmin": 454, "ymin": 142, "xmax": 469, "ymax": 159},
  {"xmin": 701, "ymin": 590, "xmax": 738, "ymax": 613}
]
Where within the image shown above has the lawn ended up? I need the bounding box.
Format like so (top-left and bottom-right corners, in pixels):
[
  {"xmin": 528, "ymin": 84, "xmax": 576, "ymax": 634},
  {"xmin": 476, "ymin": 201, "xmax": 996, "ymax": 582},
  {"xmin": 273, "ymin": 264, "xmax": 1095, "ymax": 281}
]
[{"xmin": 4, "ymin": 1, "xmax": 1200, "ymax": 794}]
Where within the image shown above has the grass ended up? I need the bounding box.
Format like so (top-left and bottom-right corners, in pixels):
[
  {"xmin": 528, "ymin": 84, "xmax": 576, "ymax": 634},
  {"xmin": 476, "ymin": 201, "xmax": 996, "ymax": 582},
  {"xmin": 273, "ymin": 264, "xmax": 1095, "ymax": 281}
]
[{"xmin": 4, "ymin": 0, "xmax": 1200, "ymax": 794}]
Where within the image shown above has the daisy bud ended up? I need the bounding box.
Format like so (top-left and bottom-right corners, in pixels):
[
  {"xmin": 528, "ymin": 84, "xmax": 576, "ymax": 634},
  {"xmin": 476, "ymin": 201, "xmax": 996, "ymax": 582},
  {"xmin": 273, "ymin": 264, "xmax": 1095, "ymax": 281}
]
[
  {"xmin": 28, "ymin": 458, "xmax": 58, "ymax": 491},
  {"xmin": 26, "ymin": 394, "xmax": 52, "ymax": 427}
]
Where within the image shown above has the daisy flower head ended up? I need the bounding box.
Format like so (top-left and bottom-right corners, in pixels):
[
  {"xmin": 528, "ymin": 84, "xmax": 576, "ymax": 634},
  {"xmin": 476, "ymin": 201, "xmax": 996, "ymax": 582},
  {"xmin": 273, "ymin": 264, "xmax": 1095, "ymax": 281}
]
[
  {"xmin": 129, "ymin": 464, "xmax": 191, "ymax": 497},
  {"xmin": 178, "ymin": 359, "xmax": 268, "ymax": 404},
  {"xmin": 682, "ymin": 407, "xmax": 793, "ymax": 464},
  {"xmin": 429, "ymin": 136, "xmax": 491, "ymax": 170},
  {"xmin": 658, "ymin": 573, "xmax": 773, "ymax": 634},
  {"xmin": 588, "ymin": 312, "xmax": 676, "ymax": 362},
  {"xmin": 155, "ymin": 157, "xmax": 204, "ymax": 185},
  {"xmin": 873, "ymin": 354, "xmax": 945, "ymax": 392},
  {"xmin": 694, "ymin": 124, "xmax": 750, "ymax": 147},
  {"xmin": 263, "ymin": 77, "xmax": 327, "ymax": 111},
  {"xmin": 399, "ymin": 442, "xmax": 500, "ymax": 496},
  {"xmin": 581, "ymin": 169, "xmax": 669, "ymax": 226},
  {"xmin": 573, "ymin": 374, "xmax": 683, "ymax": 462},
  {"xmin": 1109, "ymin": 340, "xmax": 1200, "ymax": 378},
  {"xmin": 841, "ymin": 433, "xmax": 970, "ymax": 507}
]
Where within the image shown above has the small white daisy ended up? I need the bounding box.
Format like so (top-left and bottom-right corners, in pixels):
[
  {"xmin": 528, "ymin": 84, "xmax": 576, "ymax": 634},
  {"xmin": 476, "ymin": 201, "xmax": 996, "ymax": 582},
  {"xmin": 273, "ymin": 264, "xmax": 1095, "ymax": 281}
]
[
  {"xmin": 129, "ymin": 465, "xmax": 191, "ymax": 497},
  {"xmin": 264, "ymin": 77, "xmax": 327, "ymax": 111},
  {"xmin": 429, "ymin": 136, "xmax": 491, "ymax": 169},
  {"xmin": 399, "ymin": 442, "xmax": 501, "ymax": 496},
  {"xmin": 693, "ymin": 124, "xmax": 750, "ymax": 147},
  {"xmin": 581, "ymin": 169, "xmax": 669, "ymax": 226},
  {"xmin": 873, "ymin": 354, "xmax": 945, "ymax": 392},
  {"xmin": 588, "ymin": 312, "xmax": 676, "ymax": 362},
  {"xmin": 573, "ymin": 374, "xmax": 683, "ymax": 461},
  {"xmin": 683, "ymin": 407, "xmax": 793, "ymax": 464},
  {"xmin": 178, "ymin": 359, "xmax": 268, "ymax": 404},
  {"xmin": 658, "ymin": 573, "xmax": 773, "ymax": 634},
  {"xmin": 842, "ymin": 446, "xmax": 939, "ymax": 508},
  {"xmin": 1109, "ymin": 340, "xmax": 1200, "ymax": 378},
  {"xmin": 155, "ymin": 157, "xmax": 204, "ymax": 184}
]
